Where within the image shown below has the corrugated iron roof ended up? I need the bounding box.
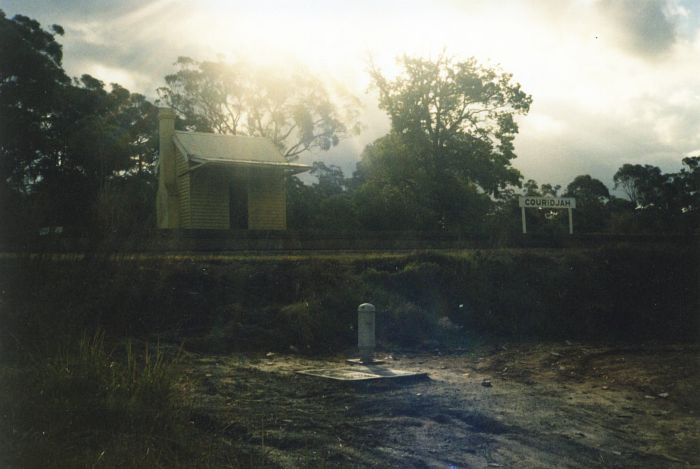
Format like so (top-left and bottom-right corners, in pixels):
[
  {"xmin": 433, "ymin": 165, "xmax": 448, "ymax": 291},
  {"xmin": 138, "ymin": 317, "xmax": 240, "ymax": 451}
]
[{"xmin": 173, "ymin": 131, "xmax": 309, "ymax": 171}]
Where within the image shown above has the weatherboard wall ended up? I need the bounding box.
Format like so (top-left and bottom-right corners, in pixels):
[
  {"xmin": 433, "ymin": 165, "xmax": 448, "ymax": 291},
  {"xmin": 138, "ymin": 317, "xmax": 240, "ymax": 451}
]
[
  {"xmin": 174, "ymin": 159, "xmax": 287, "ymax": 230},
  {"xmin": 248, "ymin": 168, "xmax": 286, "ymax": 230},
  {"xmin": 189, "ymin": 167, "xmax": 230, "ymax": 229},
  {"xmin": 172, "ymin": 149, "xmax": 288, "ymax": 230}
]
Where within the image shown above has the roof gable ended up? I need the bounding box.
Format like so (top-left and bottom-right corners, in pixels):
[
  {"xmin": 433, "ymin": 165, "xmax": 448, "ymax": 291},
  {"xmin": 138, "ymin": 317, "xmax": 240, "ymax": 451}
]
[{"xmin": 173, "ymin": 131, "xmax": 305, "ymax": 169}]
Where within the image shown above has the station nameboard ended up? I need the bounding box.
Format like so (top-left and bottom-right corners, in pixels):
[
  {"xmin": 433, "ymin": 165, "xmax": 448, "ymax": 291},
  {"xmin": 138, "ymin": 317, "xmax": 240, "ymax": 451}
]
[{"xmin": 518, "ymin": 197, "xmax": 576, "ymax": 209}]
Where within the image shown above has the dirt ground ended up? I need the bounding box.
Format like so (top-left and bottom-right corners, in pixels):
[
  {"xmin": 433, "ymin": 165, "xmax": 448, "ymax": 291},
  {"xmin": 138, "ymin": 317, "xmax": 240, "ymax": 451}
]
[{"xmin": 180, "ymin": 343, "xmax": 699, "ymax": 468}]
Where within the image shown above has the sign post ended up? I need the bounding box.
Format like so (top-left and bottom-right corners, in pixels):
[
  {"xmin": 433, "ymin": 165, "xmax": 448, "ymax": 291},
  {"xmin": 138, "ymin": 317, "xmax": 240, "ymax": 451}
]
[{"xmin": 518, "ymin": 197, "xmax": 577, "ymax": 234}]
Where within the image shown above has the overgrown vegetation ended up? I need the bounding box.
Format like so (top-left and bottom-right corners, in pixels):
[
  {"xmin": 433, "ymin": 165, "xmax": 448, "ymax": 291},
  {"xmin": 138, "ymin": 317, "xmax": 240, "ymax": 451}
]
[
  {"xmin": 0, "ymin": 330, "xmax": 190, "ymax": 468},
  {"xmin": 1, "ymin": 245, "xmax": 697, "ymax": 466},
  {"xmin": 2, "ymin": 245, "xmax": 696, "ymax": 356}
]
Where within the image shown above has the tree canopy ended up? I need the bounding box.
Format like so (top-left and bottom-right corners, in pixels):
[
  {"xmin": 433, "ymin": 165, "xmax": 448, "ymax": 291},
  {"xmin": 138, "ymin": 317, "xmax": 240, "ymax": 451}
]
[
  {"xmin": 157, "ymin": 57, "xmax": 361, "ymax": 161},
  {"xmin": 1, "ymin": 10, "xmax": 698, "ymax": 240},
  {"xmin": 0, "ymin": 10, "xmax": 69, "ymax": 192},
  {"xmin": 565, "ymin": 175, "xmax": 610, "ymax": 202},
  {"xmin": 370, "ymin": 54, "xmax": 532, "ymax": 195},
  {"xmin": 0, "ymin": 10, "xmax": 158, "ymax": 236},
  {"xmin": 354, "ymin": 54, "xmax": 531, "ymax": 231},
  {"xmin": 613, "ymin": 164, "xmax": 666, "ymax": 208}
]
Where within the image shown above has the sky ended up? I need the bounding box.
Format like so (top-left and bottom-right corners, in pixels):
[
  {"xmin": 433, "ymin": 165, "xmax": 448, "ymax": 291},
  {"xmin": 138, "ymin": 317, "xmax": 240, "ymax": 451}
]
[{"xmin": 3, "ymin": 0, "xmax": 700, "ymax": 189}]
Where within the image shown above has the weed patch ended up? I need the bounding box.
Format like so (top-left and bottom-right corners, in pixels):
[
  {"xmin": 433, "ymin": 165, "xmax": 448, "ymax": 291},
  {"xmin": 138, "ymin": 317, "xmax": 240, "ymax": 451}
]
[{"xmin": 0, "ymin": 331, "xmax": 191, "ymax": 468}]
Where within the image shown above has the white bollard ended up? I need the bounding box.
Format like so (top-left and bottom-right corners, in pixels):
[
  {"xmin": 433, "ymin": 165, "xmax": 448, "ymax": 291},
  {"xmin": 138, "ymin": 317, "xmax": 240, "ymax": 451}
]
[{"xmin": 358, "ymin": 303, "xmax": 376, "ymax": 363}]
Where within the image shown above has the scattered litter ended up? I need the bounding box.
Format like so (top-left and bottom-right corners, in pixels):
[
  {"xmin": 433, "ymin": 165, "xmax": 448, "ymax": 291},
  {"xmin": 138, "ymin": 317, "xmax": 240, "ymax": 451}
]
[
  {"xmin": 437, "ymin": 317, "xmax": 462, "ymax": 330},
  {"xmin": 487, "ymin": 463, "xmax": 502, "ymax": 467},
  {"xmin": 644, "ymin": 395, "xmax": 656, "ymax": 400},
  {"xmin": 502, "ymin": 367, "xmax": 508, "ymax": 373},
  {"xmin": 602, "ymin": 386, "xmax": 609, "ymax": 390},
  {"xmin": 265, "ymin": 352, "xmax": 275, "ymax": 357},
  {"xmin": 416, "ymin": 392, "xmax": 422, "ymax": 397},
  {"xmin": 611, "ymin": 450, "xmax": 622, "ymax": 456},
  {"xmin": 657, "ymin": 392, "xmax": 669, "ymax": 398},
  {"xmin": 482, "ymin": 379, "xmax": 492, "ymax": 388},
  {"xmin": 463, "ymin": 373, "xmax": 470, "ymax": 377},
  {"xmin": 550, "ymin": 351, "xmax": 561, "ymax": 357}
]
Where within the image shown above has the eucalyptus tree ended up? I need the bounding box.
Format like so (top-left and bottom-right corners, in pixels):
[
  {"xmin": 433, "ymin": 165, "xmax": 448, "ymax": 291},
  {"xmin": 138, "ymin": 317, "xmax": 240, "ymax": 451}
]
[
  {"xmin": 359, "ymin": 54, "xmax": 532, "ymax": 230},
  {"xmin": 564, "ymin": 175, "xmax": 610, "ymax": 232},
  {"xmin": 613, "ymin": 164, "xmax": 665, "ymax": 208},
  {"xmin": 157, "ymin": 57, "xmax": 361, "ymax": 162},
  {"xmin": 369, "ymin": 54, "xmax": 532, "ymax": 196},
  {"xmin": 0, "ymin": 10, "xmax": 69, "ymax": 192},
  {"xmin": 0, "ymin": 10, "xmax": 159, "ymax": 234}
]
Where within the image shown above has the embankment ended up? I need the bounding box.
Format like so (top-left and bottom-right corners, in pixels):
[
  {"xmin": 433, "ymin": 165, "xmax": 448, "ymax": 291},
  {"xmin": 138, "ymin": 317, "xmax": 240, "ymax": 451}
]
[{"xmin": 1, "ymin": 244, "xmax": 697, "ymax": 356}]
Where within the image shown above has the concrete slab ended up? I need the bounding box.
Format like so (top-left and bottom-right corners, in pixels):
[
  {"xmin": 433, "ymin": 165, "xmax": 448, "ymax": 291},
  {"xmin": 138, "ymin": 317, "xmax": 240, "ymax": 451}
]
[
  {"xmin": 296, "ymin": 366, "xmax": 428, "ymax": 382},
  {"xmin": 345, "ymin": 358, "xmax": 386, "ymax": 365}
]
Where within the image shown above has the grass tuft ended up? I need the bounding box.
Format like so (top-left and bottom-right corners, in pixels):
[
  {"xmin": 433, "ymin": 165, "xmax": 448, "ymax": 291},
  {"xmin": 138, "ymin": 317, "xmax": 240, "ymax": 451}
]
[{"xmin": 0, "ymin": 330, "xmax": 191, "ymax": 468}]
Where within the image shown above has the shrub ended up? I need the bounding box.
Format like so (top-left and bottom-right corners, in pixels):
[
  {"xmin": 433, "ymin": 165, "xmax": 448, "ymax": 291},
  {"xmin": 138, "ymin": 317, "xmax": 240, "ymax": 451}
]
[{"xmin": 380, "ymin": 302, "xmax": 438, "ymax": 346}]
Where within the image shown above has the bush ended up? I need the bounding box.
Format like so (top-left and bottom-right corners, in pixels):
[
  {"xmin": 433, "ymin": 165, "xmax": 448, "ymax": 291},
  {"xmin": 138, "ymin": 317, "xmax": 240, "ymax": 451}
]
[{"xmin": 380, "ymin": 302, "xmax": 438, "ymax": 346}]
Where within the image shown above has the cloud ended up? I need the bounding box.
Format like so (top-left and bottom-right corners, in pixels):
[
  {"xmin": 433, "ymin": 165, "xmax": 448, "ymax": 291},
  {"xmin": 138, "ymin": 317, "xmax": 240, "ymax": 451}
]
[
  {"xmin": 4, "ymin": 0, "xmax": 700, "ymax": 188},
  {"xmin": 55, "ymin": 1, "xmax": 198, "ymax": 96},
  {"xmin": 514, "ymin": 90, "xmax": 700, "ymax": 188},
  {"xmin": 597, "ymin": 0, "xmax": 680, "ymax": 58}
]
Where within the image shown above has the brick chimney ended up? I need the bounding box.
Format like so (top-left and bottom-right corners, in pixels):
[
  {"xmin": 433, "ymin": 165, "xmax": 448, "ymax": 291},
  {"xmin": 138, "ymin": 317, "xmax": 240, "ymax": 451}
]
[{"xmin": 156, "ymin": 108, "xmax": 179, "ymax": 228}]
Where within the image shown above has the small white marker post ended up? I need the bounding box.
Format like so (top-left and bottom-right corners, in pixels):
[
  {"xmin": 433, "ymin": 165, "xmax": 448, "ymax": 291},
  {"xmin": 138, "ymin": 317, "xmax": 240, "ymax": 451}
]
[
  {"xmin": 357, "ymin": 303, "xmax": 376, "ymax": 364},
  {"xmin": 347, "ymin": 303, "xmax": 386, "ymax": 365}
]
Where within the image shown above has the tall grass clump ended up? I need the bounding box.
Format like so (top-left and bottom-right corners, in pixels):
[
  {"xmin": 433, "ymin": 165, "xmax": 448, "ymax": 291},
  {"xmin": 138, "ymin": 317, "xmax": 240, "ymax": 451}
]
[{"xmin": 0, "ymin": 330, "xmax": 189, "ymax": 469}]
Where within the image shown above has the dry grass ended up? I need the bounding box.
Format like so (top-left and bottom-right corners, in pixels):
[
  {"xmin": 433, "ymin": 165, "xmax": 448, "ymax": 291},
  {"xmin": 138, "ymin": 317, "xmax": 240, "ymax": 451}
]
[{"xmin": 0, "ymin": 331, "xmax": 197, "ymax": 468}]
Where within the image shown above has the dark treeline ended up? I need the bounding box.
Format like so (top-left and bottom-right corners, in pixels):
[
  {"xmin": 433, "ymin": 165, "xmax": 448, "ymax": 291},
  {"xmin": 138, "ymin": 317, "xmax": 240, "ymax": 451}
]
[
  {"xmin": 1, "ymin": 11, "xmax": 698, "ymax": 244},
  {"xmin": 0, "ymin": 11, "xmax": 158, "ymax": 241},
  {"xmin": 288, "ymin": 158, "xmax": 700, "ymax": 237}
]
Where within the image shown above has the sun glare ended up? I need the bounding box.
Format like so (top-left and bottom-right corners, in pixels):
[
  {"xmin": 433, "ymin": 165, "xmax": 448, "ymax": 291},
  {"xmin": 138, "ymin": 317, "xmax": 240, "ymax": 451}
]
[
  {"xmin": 53, "ymin": 0, "xmax": 699, "ymax": 183},
  {"xmin": 173, "ymin": 0, "xmax": 540, "ymax": 90}
]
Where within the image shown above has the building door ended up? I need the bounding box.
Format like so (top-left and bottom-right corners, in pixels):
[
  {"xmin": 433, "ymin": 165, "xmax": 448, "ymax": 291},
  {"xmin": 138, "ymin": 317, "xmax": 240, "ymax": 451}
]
[{"xmin": 229, "ymin": 179, "xmax": 248, "ymax": 229}]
